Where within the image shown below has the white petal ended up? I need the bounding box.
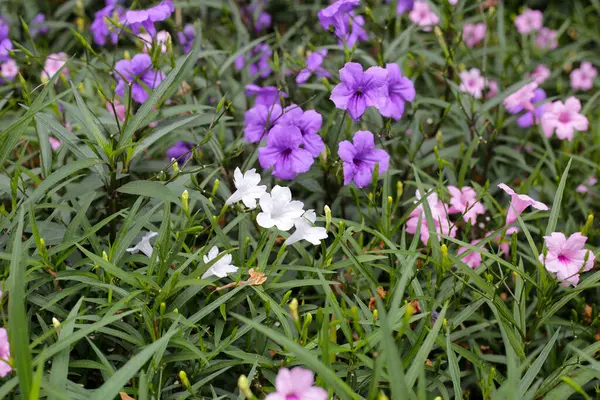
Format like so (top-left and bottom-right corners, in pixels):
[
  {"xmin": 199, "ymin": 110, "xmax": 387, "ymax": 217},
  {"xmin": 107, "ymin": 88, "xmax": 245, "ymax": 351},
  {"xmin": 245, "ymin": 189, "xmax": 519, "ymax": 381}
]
[
  {"xmin": 241, "ymin": 195, "xmax": 258, "ymax": 209},
  {"xmin": 257, "ymin": 212, "xmax": 275, "ymax": 228}
]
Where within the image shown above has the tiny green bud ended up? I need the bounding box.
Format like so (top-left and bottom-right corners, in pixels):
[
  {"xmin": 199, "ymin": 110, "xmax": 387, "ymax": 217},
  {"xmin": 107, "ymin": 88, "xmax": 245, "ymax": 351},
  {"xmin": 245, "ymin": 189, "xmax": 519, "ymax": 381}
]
[
  {"xmin": 52, "ymin": 317, "xmax": 61, "ymax": 330},
  {"xmin": 181, "ymin": 190, "xmax": 189, "ymax": 214},
  {"xmin": 378, "ymin": 392, "xmax": 389, "ymax": 400},
  {"xmin": 397, "ymin": 181, "xmax": 403, "ymax": 199},
  {"xmin": 171, "ymin": 158, "xmax": 180, "ymax": 173},
  {"xmin": 179, "ymin": 371, "xmax": 192, "ymax": 392},
  {"xmin": 211, "ymin": 179, "xmax": 220, "ymax": 197},
  {"xmin": 238, "ymin": 375, "xmax": 254, "ymax": 398},
  {"xmin": 160, "ymin": 302, "xmax": 166, "ymax": 315},
  {"xmin": 373, "ymin": 309, "xmax": 378, "ymax": 321},
  {"xmin": 324, "ymin": 205, "xmax": 332, "ymax": 230},
  {"xmin": 289, "ymin": 298, "xmax": 299, "ymax": 322},
  {"xmin": 102, "ymin": 250, "xmax": 108, "ymax": 261},
  {"xmin": 173, "ymin": 308, "xmax": 179, "ymax": 314}
]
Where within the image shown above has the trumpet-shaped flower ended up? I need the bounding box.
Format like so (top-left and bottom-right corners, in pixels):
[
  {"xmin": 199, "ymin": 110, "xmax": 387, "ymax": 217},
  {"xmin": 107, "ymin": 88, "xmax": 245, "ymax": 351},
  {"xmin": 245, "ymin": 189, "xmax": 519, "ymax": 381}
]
[
  {"xmin": 285, "ymin": 210, "xmax": 328, "ymax": 246},
  {"xmin": 514, "ymin": 9, "xmax": 543, "ymax": 34},
  {"xmin": 256, "ymin": 186, "xmax": 305, "ymax": 231},
  {"xmin": 498, "ymin": 183, "xmax": 548, "ymax": 225},
  {"xmin": 379, "ymin": 63, "xmax": 416, "ymax": 120},
  {"xmin": 296, "ymin": 49, "xmax": 329, "ymax": 84},
  {"xmin": 245, "ymin": 84, "xmax": 287, "ymax": 107},
  {"xmin": 447, "ymin": 186, "xmax": 485, "ymax": 224},
  {"xmin": 266, "ymin": 367, "xmax": 327, "ymax": 400},
  {"xmin": 244, "ymin": 104, "xmax": 283, "ymax": 143},
  {"xmin": 0, "ymin": 328, "xmax": 11, "ymax": 377},
  {"xmin": 201, "ymin": 246, "xmax": 238, "ymax": 279},
  {"xmin": 459, "ymin": 68, "xmax": 486, "ymax": 99},
  {"xmin": 504, "ymin": 82, "xmax": 538, "ymax": 114},
  {"xmin": 535, "ymin": 28, "xmax": 558, "ymax": 50},
  {"xmin": 463, "ymin": 23, "xmax": 487, "ymax": 47},
  {"xmin": 539, "ymin": 232, "xmax": 595, "ymax": 286},
  {"xmin": 258, "ymin": 124, "xmax": 314, "ymax": 180},
  {"xmin": 226, "ymin": 167, "xmax": 267, "ymax": 209},
  {"xmin": 278, "ymin": 105, "xmax": 325, "ymax": 157},
  {"xmin": 409, "ymin": 1, "xmax": 439, "ymax": 30},
  {"xmin": 114, "ymin": 54, "xmax": 165, "ymax": 104},
  {"xmin": 338, "ymin": 130, "xmax": 389, "ymax": 188},
  {"xmin": 570, "ymin": 62, "xmax": 597, "ymax": 91},
  {"xmin": 541, "ymin": 97, "xmax": 589, "ymax": 141},
  {"xmin": 126, "ymin": 231, "xmax": 158, "ymax": 257}
]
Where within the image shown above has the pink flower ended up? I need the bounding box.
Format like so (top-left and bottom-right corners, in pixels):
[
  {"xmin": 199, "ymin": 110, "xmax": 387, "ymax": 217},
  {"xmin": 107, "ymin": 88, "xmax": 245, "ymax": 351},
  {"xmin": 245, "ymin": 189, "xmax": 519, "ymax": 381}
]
[
  {"xmin": 409, "ymin": 1, "xmax": 439, "ymax": 31},
  {"xmin": 459, "ymin": 68, "xmax": 486, "ymax": 99},
  {"xmin": 503, "ymin": 82, "xmax": 537, "ymax": 114},
  {"xmin": 539, "ymin": 232, "xmax": 595, "ymax": 286},
  {"xmin": 106, "ymin": 100, "xmax": 127, "ymax": 122},
  {"xmin": 486, "ymin": 227, "xmax": 519, "ymax": 258},
  {"xmin": 406, "ymin": 190, "xmax": 457, "ymax": 245},
  {"xmin": 139, "ymin": 30, "xmax": 171, "ymax": 54},
  {"xmin": 576, "ymin": 176, "xmax": 597, "ymax": 194},
  {"xmin": 570, "ymin": 62, "xmax": 597, "ymax": 91},
  {"xmin": 49, "ymin": 137, "xmax": 62, "ymax": 151},
  {"xmin": 265, "ymin": 367, "xmax": 327, "ymax": 400},
  {"xmin": 535, "ymin": 28, "xmax": 558, "ymax": 50},
  {"xmin": 514, "ymin": 9, "xmax": 543, "ymax": 34},
  {"xmin": 0, "ymin": 328, "xmax": 11, "ymax": 377},
  {"xmin": 41, "ymin": 52, "xmax": 69, "ymax": 83},
  {"xmin": 527, "ymin": 64, "xmax": 551, "ymax": 85},
  {"xmin": 0, "ymin": 59, "xmax": 18, "ymax": 82},
  {"xmin": 498, "ymin": 183, "xmax": 548, "ymax": 226},
  {"xmin": 447, "ymin": 185, "xmax": 485, "ymax": 224},
  {"xmin": 463, "ymin": 23, "xmax": 486, "ymax": 48},
  {"xmin": 458, "ymin": 240, "xmax": 487, "ymax": 269},
  {"xmin": 541, "ymin": 97, "xmax": 589, "ymax": 141},
  {"xmin": 486, "ymin": 80, "xmax": 498, "ymax": 99}
]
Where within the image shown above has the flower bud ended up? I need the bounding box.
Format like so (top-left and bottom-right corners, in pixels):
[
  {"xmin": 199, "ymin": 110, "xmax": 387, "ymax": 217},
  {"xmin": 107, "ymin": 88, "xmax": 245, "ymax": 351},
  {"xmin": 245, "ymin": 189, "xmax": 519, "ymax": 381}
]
[
  {"xmin": 52, "ymin": 317, "xmax": 61, "ymax": 331},
  {"xmin": 324, "ymin": 205, "xmax": 332, "ymax": 230},
  {"xmin": 160, "ymin": 302, "xmax": 166, "ymax": 315},
  {"xmin": 179, "ymin": 370, "xmax": 192, "ymax": 392},
  {"xmin": 378, "ymin": 392, "xmax": 389, "ymax": 400},
  {"xmin": 396, "ymin": 181, "xmax": 403, "ymax": 200},
  {"xmin": 102, "ymin": 250, "xmax": 108, "ymax": 261},
  {"xmin": 171, "ymin": 158, "xmax": 179, "ymax": 173},
  {"xmin": 211, "ymin": 179, "xmax": 220, "ymax": 197},
  {"xmin": 289, "ymin": 298, "xmax": 299, "ymax": 322},
  {"xmin": 238, "ymin": 375, "xmax": 254, "ymax": 398},
  {"xmin": 181, "ymin": 190, "xmax": 189, "ymax": 215},
  {"xmin": 373, "ymin": 309, "xmax": 378, "ymax": 321}
]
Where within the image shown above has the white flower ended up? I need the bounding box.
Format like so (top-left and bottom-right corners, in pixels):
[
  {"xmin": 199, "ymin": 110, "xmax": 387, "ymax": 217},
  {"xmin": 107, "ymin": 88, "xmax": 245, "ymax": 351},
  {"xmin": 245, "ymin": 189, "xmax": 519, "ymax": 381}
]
[
  {"xmin": 126, "ymin": 231, "xmax": 158, "ymax": 257},
  {"xmin": 256, "ymin": 186, "xmax": 305, "ymax": 231},
  {"xmin": 226, "ymin": 168, "xmax": 267, "ymax": 209},
  {"xmin": 285, "ymin": 210, "xmax": 328, "ymax": 246},
  {"xmin": 201, "ymin": 246, "xmax": 238, "ymax": 279}
]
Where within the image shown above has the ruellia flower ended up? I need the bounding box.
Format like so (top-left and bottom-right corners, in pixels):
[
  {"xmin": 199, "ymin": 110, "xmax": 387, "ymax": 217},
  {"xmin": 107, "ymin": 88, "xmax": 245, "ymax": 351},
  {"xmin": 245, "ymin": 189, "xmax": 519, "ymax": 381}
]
[
  {"xmin": 463, "ymin": 23, "xmax": 487, "ymax": 48},
  {"xmin": 138, "ymin": 30, "xmax": 171, "ymax": 54},
  {"xmin": 41, "ymin": 52, "xmax": 69, "ymax": 83},
  {"xmin": 201, "ymin": 246, "xmax": 238, "ymax": 279},
  {"xmin": 338, "ymin": 130, "xmax": 390, "ymax": 188},
  {"xmin": 114, "ymin": 54, "xmax": 165, "ymax": 104},
  {"xmin": 265, "ymin": 367, "xmax": 327, "ymax": 400},
  {"xmin": 576, "ymin": 176, "xmax": 597, "ymax": 194},
  {"xmin": 296, "ymin": 49, "xmax": 329, "ymax": 84},
  {"xmin": 285, "ymin": 210, "xmax": 328, "ymax": 246},
  {"xmin": 0, "ymin": 59, "xmax": 18, "ymax": 82},
  {"xmin": 177, "ymin": 24, "xmax": 195, "ymax": 53},
  {"xmin": 277, "ymin": 105, "xmax": 325, "ymax": 157},
  {"xmin": 234, "ymin": 43, "xmax": 272, "ymax": 79},
  {"xmin": 507, "ymin": 88, "xmax": 547, "ymax": 128},
  {"xmin": 258, "ymin": 124, "xmax": 314, "ymax": 180},
  {"xmin": 166, "ymin": 141, "xmax": 194, "ymax": 164},
  {"xmin": 225, "ymin": 168, "xmax": 267, "ymax": 209},
  {"xmin": 243, "ymin": 104, "xmax": 283, "ymax": 143},
  {"xmin": 535, "ymin": 28, "xmax": 558, "ymax": 50},
  {"xmin": 123, "ymin": 0, "xmax": 174, "ymax": 36},
  {"xmin": 406, "ymin": 190, "xmax": 456, "ymax": 245},
  {"xmin": 339, "ymin": 12, "xmax": 369, "ymax": 48},
  {"xmin": 91, "ymin": 1, "xmax": 125, "ymax": 46},
  {"xmin": 541, "ymin": 97, "xmax": 589, "ymax": 141},
  {"xmin": 330, "ymin": 62, "xmax": 388, "ymax": 120},
  {"xmin": 486, "ymin": 80, "xmax": 498, "ymax": 99},
  {"xmin": 527, "ymin": 64, "xmax": 551, "ymax": 85},
  {"xmin": 497, "ymin": 183, "xmax": 548, "ymax": 225},
  {"xmin": 409, "ymin": 1, "xmax": 439, "ymax": 30},
  {"xmin": 242, "ymin": 0, "xmax": 272, "ymax": 32},
  {"xmin": 459, "ymin": 68, "xmax": 486, "ymax": 99},
  {"xmin": 0, "ymin": 328, "xmax": 11, "ymax": 377},
  {"xmin": 539, "ymin": 232, "xmax": 595, "ymax": 286},
  {"xmin": 503, "ymin": 82, "xmax": 538, "ymax": 114},
  {"xmin": 256, "ymin": 186, "xmax": 305, "ymax": 231},
  {"xmin": 570, "ymin": 62, "xmax": 597, "ymax": 91},
  {"xmin": 379, "ymin": 63, "xmax": 416, "ymax": 120},
  {"xmin": 126, "ymin": 231, "xmax": 158, "ymax": 257},
  {"xmin": 318, "ymin": 0, "xmax": 360, "ymax": 40},
  {"xmin": 514, "ymin": 9, "xmax": 543, "ymax": 34},
  {"xmin": 447, "ymin": 185, "xmax": 485, "ymax": 224},
  {"xmin": 458, "ymin": 240, "xmax": 487, "ymax": 269},
  {"xmin": 105, "ymin": 100, "xmax": 127, "ymax": 122},
  {"xmin": 30, "ymin": 13, "xmax": 49, "ymax": 38},
  {"xmin": 245, "ymin": 84, "xmax": 287, "ymax": 107},
  {"xmin": 391, "ymin": 0, "xmax": 414, "ymax": 15}
]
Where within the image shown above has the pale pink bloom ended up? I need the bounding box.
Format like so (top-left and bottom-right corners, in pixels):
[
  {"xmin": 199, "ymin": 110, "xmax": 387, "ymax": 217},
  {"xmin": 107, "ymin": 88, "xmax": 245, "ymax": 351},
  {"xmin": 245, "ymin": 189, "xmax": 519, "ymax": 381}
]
[
  {"xmin": 0, "ymin": 328, "xmax": 11, "ymax": 377},
  {"xmin": 463, "ymin": 23, "xmax": 486, "ymax": 48},
  {"xmin": 539, "ymin": 232, "xmax": 595, "ymax": 286},
  {"xmin": 486, "ymin": 227, "xmax": 519, "ymax": 257},
  {"xmin": 448, "ymin": 0, "xmax": 457, "ymax": 4},
  {"xmin": 459, "ymin": 68, "xmax": 486, "ymax": 99},
  {"xmin": 106, "ymin": 100, "xmax": 127, "ymax": 122},
  {"xmin": 503, "ymin": 82, "xmax": 538, "ymax": 114},
  {"xmin": 0, "ymin": 59, "xmax": 18, "ymax": 81},
  {"xmin": 570, "ymin": 62, "xmax": 597, "ymax": 91},
  {"xmin": 541, "ymin": 97, "xmax": 588, "ymax": 141},
  {"xmin": 49, "ymin": 137, "xmax": 62, "ymax": 151},
  {"xmin": 527, "ymin": 64, "xmax": 551, "ymax": 85},
  {"xmin": 265, "ymin": 367, "xmax": 327, "ymax": 400},
  {"xmin": 409, "ymin": 1, "xmax": 439, "ymax": 31},
  {"xmin": 41, "ymin": 52, "xmax": 69, "ymax": 82},
  {"xmin": 576, "ymin": 176, "xmax": 597, "ymax": 194},
  {"xmin": 514, "ymin": 9, "xmax": 543, "ymax": 34},
  {"xmin": 486, "ymin": 80, "xmax": 498, "ymax": 99},
  {"xmin": 139, "ymin": 30, "xmax": 171, "ymax": 54},
  {"xmin": 458, "ymin": 240, "xmax": 487, "ymax": 269},
  {"xmin": 498, "ymin": 183, "xmax": 548, "ymax": 226},
  {"xmin": 535, "ymin": 28, "xmax": 558, "ymax": 50},
  {"xmin": 447, "ymin": 185, "xmax": 485, "ymax": 224},
  {"xmin": 406, "ymin": 190, "xmax": 457, "ymax": 245}
]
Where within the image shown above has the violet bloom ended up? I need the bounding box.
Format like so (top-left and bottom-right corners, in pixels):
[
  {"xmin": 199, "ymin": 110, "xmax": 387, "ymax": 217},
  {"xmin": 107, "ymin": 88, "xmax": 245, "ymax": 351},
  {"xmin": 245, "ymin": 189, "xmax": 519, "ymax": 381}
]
[
  {"xmin": 243, "ymin": 1, "xmax": 272, "ymax": 32},
  {"xmin": 498, "ymin": 183, "xmax": 548, "ymax": 226},
  {"xmin": 114, "ymin": 54, "xmax": 165, "ymax": 104},
  {"xmin": 535, "ymin": 28, "xmax": 558, "ymax": 50},
  {"xmin": 576, "ymin": 176, "xmax": 597, "ymax": 194},
  {"xmin": 539, "ymin": 232, "xmax": 595, "ymax": 286},
  {"xmin": 30, "ymin": 14, "xmax": 49, "ymax": 38},
  {"xmin": 234, "ymin": 43, "xmax": 272, "ymax": 79},
  {"xmin": 463, "ymin": 23, "xmax": 486, "ymax": 48},
  {"xmin": 278, "ymin": 105, "xmax": 325, "ymax": 157},
  {"xmin": 330, "ymin": 62, "xmax": 388, "ymax": 120},
  {"xmin": 541, "ymin": 97, "xmax": 589, "ymax": 141},
  {"xmin": 265, "ymin": 367, "xmax": 327, "ymax": 400},
  {"xmin": 389, "ymin": 0, "xmax": 414, "ymax": 15},
  {"xmin": 570, "ymin": 62, "xmax": 597, "ymax": 91},
  {"xmin": 91, "ymin": 1, "xmax": 125, "ymax": 46},
  {"xmin": 166, "ymin": 141, "xmax": 194, "ymax": 164},
  {"xmin": 258, "ymin": 124, "xmax": 314, "ymax": 180},
  {"xmin": 177, "ymin": 24, "xmax": 195, "ymax": 53},
  {"xmin": 318, "ymin": 0, "xmax": 360, "ymax": 40},
  {"xmin": 507, "ymin": 88, "xmax": 547, "ymax": 128},
  {"xmin": 379, "ymin": 63, "xmax": 415, "ymax": 120},
  {"xmin": 458, "ymin": 240, "xmax": 487, "ymax": 269},
  {"xmin": 514, "ymin": 9, "xmax": 543, "ymax": 34},
  {"xmin": 246, "ymin": 84, "xmax": 287, "ymax": 107},
  {"xmin": 244, "ymin": 104, "xmax": 283, "ymax": 143},
  {"xmin": 341, "ymin": 13, "xmax": 369, "ymax": 48},
  {"xmin": 459, "ymin": 68, "xmax": 486, "ymax": 99},
  {"xmin": 447, "ymin": 185, "xmax": 485, "ymax": 224},
  {"xmin": 409, "ymin": 1, "xmax": 439, "ymax": 31},
  {"xmin": 0, "ymin": 19, "xmax": 10, "ymax": 62},
  {"xmin": 123, "ymin": 0, "xmax": 174, "ymax": 36},
  {"xmin": 338, "ymin": 130, "xmax": 389, "ymax": 188},
  {"xmin": 504, "ymin": 82, "xmax": 538, "ymax": 115},
  {"xmin": 296, "ymin": 49, "xmax": 329, "ymax": 84}
]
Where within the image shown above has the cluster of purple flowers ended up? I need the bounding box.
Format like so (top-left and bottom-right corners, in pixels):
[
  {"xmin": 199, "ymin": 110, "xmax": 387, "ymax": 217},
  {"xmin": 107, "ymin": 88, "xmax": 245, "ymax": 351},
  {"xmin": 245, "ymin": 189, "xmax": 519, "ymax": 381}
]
[
  {"xmin": 114, "ymin": 54, "xmax": 165, "ymax": 103},
  {"xmin": 318, "ymin": 0, "xmax": 368, "ymax": 47},
  {"xmin": 235, "ymin": 43, "xmax": 272, "ymax": 79},
  {"xmin": 242, "ymin": 0, "xmax": 272, "ymax": 32},
  {"xmin": 91, "ymin": 0, "xmax": 125, "ymax": 46},
  {"xmin": 0, "ymin": 18, "xmax": 18, "ymax": 82}
]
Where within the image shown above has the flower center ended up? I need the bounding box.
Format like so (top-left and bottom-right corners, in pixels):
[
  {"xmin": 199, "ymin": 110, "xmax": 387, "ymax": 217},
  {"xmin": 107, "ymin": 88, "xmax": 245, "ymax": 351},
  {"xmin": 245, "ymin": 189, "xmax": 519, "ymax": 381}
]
[
  {"xmin": 558, "ymin": 112, "xmax": 571, "ymax": 124},
  {"xmin": 286, "ymin": 395, "xmax": 300, "ymax": 400},
  {"xmin": 558, "ymin": 254, "xmax": 570, "ymax": 264},
  {"xmin": 468, "ymin": 79, "xmax": 476, "ymax": 87}
]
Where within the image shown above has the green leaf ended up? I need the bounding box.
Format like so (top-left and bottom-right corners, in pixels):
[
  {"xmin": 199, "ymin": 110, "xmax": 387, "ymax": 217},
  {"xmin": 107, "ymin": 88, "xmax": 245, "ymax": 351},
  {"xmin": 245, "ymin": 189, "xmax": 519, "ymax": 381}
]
[{"xmin": 116, "ymin": 181, "xmax": 179, "ymax": 204}]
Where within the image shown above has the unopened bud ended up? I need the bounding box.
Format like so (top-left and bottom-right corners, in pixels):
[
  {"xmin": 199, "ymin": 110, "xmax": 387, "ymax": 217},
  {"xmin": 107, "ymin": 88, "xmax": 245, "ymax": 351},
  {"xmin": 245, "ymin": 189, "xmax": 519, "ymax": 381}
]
[
  {"xmin": 52, "ymin": 317, "xmax": 61, "ymax": 330},
  {"xmin": 124, "ymin": 50, "xmax": 131, "ymax": 60},
  {"xmin": 102, "ymin": 250, "xmax": 108, "ymax": 261},
  {"xmin": 324, "ymin": 205, "xmax": 332, "ymax": 230},
  {"xmin": 160, "ymin": 302, "xmax": 166, "ymax": 315},
  {"xmin": 397, "ymin": 181, "xmax": 403, "ymax": 199},
  {"xmin": 373, "ymin": 309, "xmax": 378, "ymax": 321},
  {"xmin": 211, "ymin": 179, "xmax": 220, "ymax": 197},
  {"xmin": 289, "ymin": 298, "xmax": 299, "ymax": 322},
  {"xmin": 378, "ymin": 392, "xmax": 389, "ymax": 400},
  {"xmin": 179, "ymin": 371, "xmax": 192, "ymax": 392},
  {"xmin": 171, "ymin": 158, "xmax": 179, "ymax": 173},
  {"xmin": 181, "ymin": 190, "xmax": 189, "ymax": 214},
  {"xmin": 238, "ymin": 375, "xmax": 253, "ymax": 398}
]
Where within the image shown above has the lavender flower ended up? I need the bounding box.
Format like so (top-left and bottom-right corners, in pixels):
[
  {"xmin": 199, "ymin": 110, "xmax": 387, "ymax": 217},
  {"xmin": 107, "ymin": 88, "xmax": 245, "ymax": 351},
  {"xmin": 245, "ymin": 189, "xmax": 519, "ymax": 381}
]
[
  {"xmin": 338, "ymin": 130, "xmax": 389, "ymax": 188},
  {"xmin": 114, "ymin": 54, "xmax": 165, "ymax": 103},
  {"xmin": 243, "ymin": 0, "xmax": 272, "ymax": 32},
  {"xmin": 0, "ymin": 20, "xmax": 12, "ymax": 62},
  {"xmin": 123, "ymin": 0, "xmax": 174, "ymax": 36},
  {"xmin": 318, "ymin": 0, "xmax": 360, "ymax": 40},
  {"xmin": 296, "ymin": 49, "xmax": 329, "ymax": 84},
  {"xmin": 177, "ymin": 24, "xmax": 195, "ymax": 53},
  {"xmin": 30, "ymin": 14, "xmax": 49, "ymax": 38},
  {"xmin": 379, "ymin": 63, "xmax": 416, "ymax": 120},
  {"xmin": 395, "ymin": 0, "xmax": 415, "ymax": 14},
  {"xmin": 243, "ymin": 104, "xmax": 283, "ymax": 143},
  {"xmin": 330, "ymin": 62, "xmax": 388, "ymax": 120},
  {"xmin": 342, "ymin": 13, "xmax": 368, "ymax": 47},
  {"xmin": 278, "ymin": 105, "xmax": 325, "ymax": 157},
  {"xmin": 234, "ymin": 43, "xmax": 272, "ymax": 79},
  {"xmin": 166, "ymin": 141, "xmax": 194, "ymax": 164},
  {"xmin": 507, "ymin": 88, "xmax": 547, "ymax": 128},
  {"xmin": 258, "ymin": 124, "xmax": 314, "ymax": 180},
  {"xmin": 91, "ymin": 1, "xmax": 125, "ymax": 46},
  {"xmin": 245, "ymin": 84, "xmax": 287, "ymax": 107}
]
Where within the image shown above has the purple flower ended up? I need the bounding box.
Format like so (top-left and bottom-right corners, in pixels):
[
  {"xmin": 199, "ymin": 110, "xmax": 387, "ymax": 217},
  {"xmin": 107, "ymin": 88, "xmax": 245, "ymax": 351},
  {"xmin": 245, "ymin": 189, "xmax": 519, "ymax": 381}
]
[
  {"xmin": 167, "ymin": 141, "xmax": 194, "ymax": 164},
  {"xmin": 234, "ymin": 43, "xmax": 272, "ymax": 79},
  {"xmin": 243, "ymin": 104, "xmax": 283, "ymax": 143},
  {"xmin": 507, "ymin": 88, "xmax": 547, "ymax": 128},
  {"xmin": 30, "ymin": 14, "xmax": 49, "ymax": 37},
  {"xmin": 245, "ymin": 84, "xmax": 287, "ymax": 107},
  {"xmin": 243, "ymin": 1, "xmax": 272, "ymax": 32},
  {"xmin": 177, "ymin": 24, "xmax": 195, "ymax": 53},
  {"xmin": 379, "ymin": 63, "xmax": 415, "ymax": 120},
  {"xmin": 114, "ymin": 54, "xmax": 165, "ymax": 104},
  {"xmin": 341, "ymin": 13, "xmax": 369, "ymax": 47},
  {"xmin": 338, "ymin": 130, "xmax": 389, "ymax": 188},
  {"xmin": 123, "ymin": 0, "xmax": 174, "ymax": 36},
  {"xmin": 394, "ymin": 0, "xmax": 415, "ymax": 14},
  {"xmin": 0, "ymin": 18, "xmax": 8, "ymax": 41},
  {"xmin": 318, "ymin": 0, "xmax": 360, "ymax": 39},
  {"xmin": 258, "ymin": 124, "xmax": 314, "ymax": 180},
  {"xmin": 92, "ymin": 2, "xmax": 125, "ymax": 46},
  {"xmin": 0, "ymin": 38, "xmax": 12, "ymax": 62},
  {"xmin": 296, "ymin": 49, "xmax": 329, "ymax": 84},
  {"xmin": 278, "ymin": 105, "xmax": 325, "ymax": 157},
  {"xmin": 330, "ymin": 62, "xmax": 388, "ymax": 120}
]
